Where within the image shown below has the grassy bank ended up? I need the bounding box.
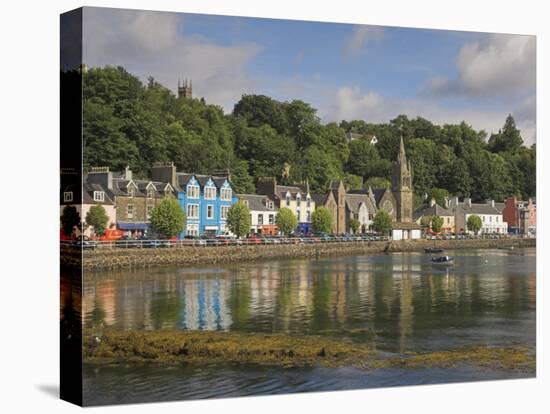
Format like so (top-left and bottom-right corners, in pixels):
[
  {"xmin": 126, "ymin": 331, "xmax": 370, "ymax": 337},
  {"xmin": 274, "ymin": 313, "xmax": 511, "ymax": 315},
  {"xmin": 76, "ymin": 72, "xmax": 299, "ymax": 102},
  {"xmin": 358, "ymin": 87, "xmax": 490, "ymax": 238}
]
[{"xmin": 84, "ymin": 330, "xmax": 535, "ymax": 372}]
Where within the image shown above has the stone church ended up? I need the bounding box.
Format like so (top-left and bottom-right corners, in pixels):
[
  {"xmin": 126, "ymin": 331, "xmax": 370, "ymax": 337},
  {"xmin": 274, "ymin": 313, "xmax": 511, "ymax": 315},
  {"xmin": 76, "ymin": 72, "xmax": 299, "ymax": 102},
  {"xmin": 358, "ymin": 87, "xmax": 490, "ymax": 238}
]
[{"xmin": 390, "ymin": 137, "xmax": 422, "ymax": 240}]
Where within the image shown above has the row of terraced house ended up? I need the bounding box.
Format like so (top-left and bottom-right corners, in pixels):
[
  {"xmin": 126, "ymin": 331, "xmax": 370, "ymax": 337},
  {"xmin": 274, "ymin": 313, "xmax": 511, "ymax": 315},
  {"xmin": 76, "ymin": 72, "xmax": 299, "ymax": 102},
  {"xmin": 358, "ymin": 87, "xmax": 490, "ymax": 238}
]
[{"xmin": 61, "ymin": 157, "xmax": 535, "ymax": 238}]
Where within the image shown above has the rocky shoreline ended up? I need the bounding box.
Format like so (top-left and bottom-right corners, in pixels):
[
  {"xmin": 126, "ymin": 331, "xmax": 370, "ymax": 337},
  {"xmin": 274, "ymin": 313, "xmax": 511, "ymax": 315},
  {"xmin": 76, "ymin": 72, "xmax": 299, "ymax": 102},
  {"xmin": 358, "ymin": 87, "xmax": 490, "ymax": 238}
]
[
  {"xmin": 83, "ymin": 330, "xmax": 535, "ymax": 372},
  {"xmin": 60, "ymin": 238, "xmax": 536, "ymax": 271}
]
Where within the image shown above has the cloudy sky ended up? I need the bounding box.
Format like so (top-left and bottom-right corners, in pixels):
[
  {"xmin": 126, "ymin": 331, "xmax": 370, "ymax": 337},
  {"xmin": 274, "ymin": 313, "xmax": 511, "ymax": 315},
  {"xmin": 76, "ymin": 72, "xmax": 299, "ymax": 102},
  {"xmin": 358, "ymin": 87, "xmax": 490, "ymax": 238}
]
[{"xmin": 82, "ymin": 7, "xmax": 536, "ymax": 144}]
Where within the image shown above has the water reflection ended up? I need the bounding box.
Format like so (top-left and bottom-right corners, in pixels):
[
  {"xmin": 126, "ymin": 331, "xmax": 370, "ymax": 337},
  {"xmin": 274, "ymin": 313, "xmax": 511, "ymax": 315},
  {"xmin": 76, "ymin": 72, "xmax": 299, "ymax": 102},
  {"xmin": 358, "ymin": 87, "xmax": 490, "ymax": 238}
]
[{"xmin": 82, "ymin": 248, "xmax": 536, "ymax": 353}]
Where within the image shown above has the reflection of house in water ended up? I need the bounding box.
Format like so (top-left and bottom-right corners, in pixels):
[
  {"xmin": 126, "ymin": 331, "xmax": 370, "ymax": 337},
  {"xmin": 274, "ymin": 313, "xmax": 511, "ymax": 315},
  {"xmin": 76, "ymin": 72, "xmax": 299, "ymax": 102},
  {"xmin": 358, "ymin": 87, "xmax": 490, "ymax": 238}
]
[
  {"xmin": 83, "ymin": 280, "xmax": 117, "ymax": 326},
  {"xmin": 181, "ymin": 279, "xmax": 232, "ymax": 331}
]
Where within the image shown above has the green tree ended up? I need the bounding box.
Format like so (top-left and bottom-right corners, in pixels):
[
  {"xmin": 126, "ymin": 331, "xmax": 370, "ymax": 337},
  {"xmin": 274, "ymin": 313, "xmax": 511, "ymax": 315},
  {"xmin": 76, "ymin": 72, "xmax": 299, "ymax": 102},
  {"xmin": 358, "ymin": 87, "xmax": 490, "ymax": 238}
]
[
  {"xmin": 60, "ymin": 205, "xmax": 80, "ymax": 237},
  {"xmin": 373, "ymin": 210, "xmax": 392, "ymax": 235},
  {"xmin": 276, "ymin": 207, "xmax": 298, "ymax": 236},
  {"xmin": 349, "ymin": 218, "xmax": 360, "ymax": 234},
  {"xmin": 343, "ymin": 174, "xmax": 363, "ymax": 190},
  {"xmin": 85, "ymin": 205, "xmax": 109, "ymax": 236},
  {"xmin": 226, "ymin": 202, "xmax": 251, "ymax": 238},
  {"xmin": 149, "ymin": 198, "xmax": 186, "ymax": 238},
  {"xmin": 488, "ymin": 114, "xmax": 523, "ymax": 153},
  {"xmin": 431, "ymin": 216, "xmax": 444, "ymax": 233},
  {"xmin": 426, "ymin": 188, "xmax": 449, "ymax": 207},
  {"xmin": 365, "ymin": 176, "xmax": 391, "ymax": 189},
  {"xmin": 311, "ymin": 207, "xmax": 333, "ymax": 234},
  {"xmin": 230, "ymin": 159, "xmax": 255, "ymax": 194},
  {"xmin": 467, "ymin": 215, "xmax": 482, "ymax": 235}
]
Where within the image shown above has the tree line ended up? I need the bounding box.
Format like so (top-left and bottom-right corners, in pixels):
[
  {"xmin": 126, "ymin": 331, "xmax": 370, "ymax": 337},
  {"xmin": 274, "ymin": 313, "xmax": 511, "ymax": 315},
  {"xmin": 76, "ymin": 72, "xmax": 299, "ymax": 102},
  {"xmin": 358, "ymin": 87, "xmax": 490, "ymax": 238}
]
[{"xmin": 80, "ymin": 66, "xmax": 536, "ymax": 203}]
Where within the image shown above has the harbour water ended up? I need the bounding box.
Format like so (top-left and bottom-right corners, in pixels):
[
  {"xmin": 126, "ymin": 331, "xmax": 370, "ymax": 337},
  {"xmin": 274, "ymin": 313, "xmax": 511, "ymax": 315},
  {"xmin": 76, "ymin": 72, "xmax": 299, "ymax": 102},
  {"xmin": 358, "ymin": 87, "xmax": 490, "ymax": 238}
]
[{"xmin": 74, "ymin": 248, "xmax": 536, "ymax": 405}]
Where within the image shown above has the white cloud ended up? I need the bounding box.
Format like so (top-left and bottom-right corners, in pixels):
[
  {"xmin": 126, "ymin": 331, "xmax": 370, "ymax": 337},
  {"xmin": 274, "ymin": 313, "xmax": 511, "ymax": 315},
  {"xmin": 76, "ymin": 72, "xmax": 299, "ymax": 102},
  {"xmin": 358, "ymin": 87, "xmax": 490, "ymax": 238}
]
[
  {"xmin": 326, "ymin": 85, "xmax": 536, "ymax": 144},
  {"xmin": 82, "ymin": 7, "xmax": 262, "ymax": 112},
  {"xmin": 343, "ymin": 25, "xmax": 384, "ymax": 57},
  {"xmin": 425, "ymin": 33, "xmax": 535, "ymax": 97}
]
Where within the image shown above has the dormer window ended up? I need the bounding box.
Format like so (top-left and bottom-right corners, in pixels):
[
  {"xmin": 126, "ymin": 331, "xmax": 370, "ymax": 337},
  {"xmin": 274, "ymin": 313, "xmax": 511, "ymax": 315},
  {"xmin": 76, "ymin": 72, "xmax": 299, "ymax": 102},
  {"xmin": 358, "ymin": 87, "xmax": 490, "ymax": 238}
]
[
  {"xmin": 204, "ymin": 186, "xmax": 216, "ymax": 200},
  {"xmin": 187, "ymin": 183, "xmax": 200, "ymax": 199},
  {"xmin": 63, "ymin": 191, "xmax": 73, "ymax": 203},
  {"xmin": 286, "ymin": 193, "xmax": 291, "ymax": 207},
  {"xmin": 220, "ymin": 187, "xmax": 232, "ymax": 201},
  {"xmin": 267, "ymin": 201, "xmax": 274, "ymax": 209},
  {"xmin": 93, "ymin": 191, "xmax": 105, "ymax": 202},
  {"xmin": 296, "ymin": 193, "xmax": 301, "ymax": 207},
  {"xmin": 242, "ymin": 200, "xmax": 249, "ymax": 207},
  {"xmin": 306, "ymin": 195, "xmax": 311, "ymax": 208},
  {"xmin": 147, "ymin": 188, "xmax": 154, "ymax": 198},
  {"xmin": 128, "ymin": 187, "xmax": 135, "ymax": 198}
]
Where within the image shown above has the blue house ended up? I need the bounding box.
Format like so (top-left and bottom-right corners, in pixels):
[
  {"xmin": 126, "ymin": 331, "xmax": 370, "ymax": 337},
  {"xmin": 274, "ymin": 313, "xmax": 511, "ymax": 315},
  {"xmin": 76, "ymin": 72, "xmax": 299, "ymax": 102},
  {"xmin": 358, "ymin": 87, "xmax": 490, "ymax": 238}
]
[
  {"xmin": 151, "ymin": 164, "xmax": 236, "ymax": 237},
  {"xmin": 176, "ymin": 173, "xmax": 237, "ymax": 237}
]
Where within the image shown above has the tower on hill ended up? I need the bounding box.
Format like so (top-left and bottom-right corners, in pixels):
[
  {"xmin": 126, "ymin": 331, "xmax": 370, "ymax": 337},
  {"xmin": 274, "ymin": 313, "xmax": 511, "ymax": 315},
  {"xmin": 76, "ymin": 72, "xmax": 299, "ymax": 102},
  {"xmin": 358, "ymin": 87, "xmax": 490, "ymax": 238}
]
[{"xmin": 178, "ymin": 78, "xmax": 193, "ymax": 99}]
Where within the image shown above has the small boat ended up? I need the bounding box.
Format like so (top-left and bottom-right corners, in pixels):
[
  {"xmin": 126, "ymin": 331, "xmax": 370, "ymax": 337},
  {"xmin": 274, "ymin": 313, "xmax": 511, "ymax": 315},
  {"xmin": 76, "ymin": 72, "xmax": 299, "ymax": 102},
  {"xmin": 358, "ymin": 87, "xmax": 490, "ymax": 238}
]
[
  {"xmin": 431, "ymin": 255, "xmax": 454, "ymax": 265},
  {"xmin": 424, "ymin": 247, "xmax": 444, "ymax": 253}
]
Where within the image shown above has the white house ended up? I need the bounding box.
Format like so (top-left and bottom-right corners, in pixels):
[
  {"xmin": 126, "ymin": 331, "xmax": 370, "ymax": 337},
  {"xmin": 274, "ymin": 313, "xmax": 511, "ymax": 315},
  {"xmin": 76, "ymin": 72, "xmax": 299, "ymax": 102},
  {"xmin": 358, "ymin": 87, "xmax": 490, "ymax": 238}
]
[
  {"xmin": 236, "ymin": 194, "xmax": 278, "ymax": 236},
  {"xmin": 448, "ymin": 197, "xmax": 507, "ymax": 234}
]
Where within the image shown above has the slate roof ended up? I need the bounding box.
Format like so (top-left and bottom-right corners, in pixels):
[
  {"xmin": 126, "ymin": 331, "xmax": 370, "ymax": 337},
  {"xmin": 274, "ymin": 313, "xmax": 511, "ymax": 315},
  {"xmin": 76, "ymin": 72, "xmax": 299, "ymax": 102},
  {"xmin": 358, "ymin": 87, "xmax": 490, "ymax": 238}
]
[
  {"xmin": 347, "ymin": 188, "xmax": 387, "ymax": 206},
  {"xmin": 311, "ymin": 193, "xmax": 330, "ymax": 206},
  {"xmin": 274, "ymin": 184, "xmax": 308, "ymax": 200},
  {"xmin": 414, "ymin": 203, "xmax": 453, "ymax": 220},
  {"xmin": 494, "ymin": 202, "xmax": 505, "ymax": 213},
  {"xmin": 176, "ymin": 173, "xmax": 231, "ymax": 191},
  {"xmin": 345, "ymin": 193, "xmax": 371, "ymax": 213},
  {"xmin": 462, "ymin": 203, "xmax": 502, "ymax": 215},
  {"xmin": 236, "ymin": 194, "xmax": 276, "ymax": 212},
  {"xmin": 61, "ymin": 183, "xmax": 114, "ymax": 205}
]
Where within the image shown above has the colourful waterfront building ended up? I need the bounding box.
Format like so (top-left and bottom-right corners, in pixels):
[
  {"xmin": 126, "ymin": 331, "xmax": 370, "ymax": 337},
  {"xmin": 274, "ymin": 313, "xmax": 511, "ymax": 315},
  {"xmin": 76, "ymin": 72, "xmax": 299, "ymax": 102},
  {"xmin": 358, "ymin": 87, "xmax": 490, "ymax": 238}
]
[{"xmin": 152, "ymin": 163, "xmax": 237, "ymax": 237}]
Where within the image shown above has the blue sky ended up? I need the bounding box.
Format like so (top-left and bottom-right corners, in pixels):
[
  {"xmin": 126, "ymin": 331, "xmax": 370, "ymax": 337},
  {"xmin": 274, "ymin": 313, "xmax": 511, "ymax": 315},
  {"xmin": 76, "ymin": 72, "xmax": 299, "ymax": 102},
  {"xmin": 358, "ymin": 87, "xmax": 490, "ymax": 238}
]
[{"xmin": 82, "ymin": 7, "xmax": 536, "ymax": 143}]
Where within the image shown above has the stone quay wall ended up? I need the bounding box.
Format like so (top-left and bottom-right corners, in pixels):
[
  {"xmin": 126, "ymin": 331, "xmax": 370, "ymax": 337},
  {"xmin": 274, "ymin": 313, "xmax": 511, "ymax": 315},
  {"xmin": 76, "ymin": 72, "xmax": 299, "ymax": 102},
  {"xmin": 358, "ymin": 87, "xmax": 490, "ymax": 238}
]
[{"xmin": 59, "ymin": 238, "xmax": 536, "ymax": 272}]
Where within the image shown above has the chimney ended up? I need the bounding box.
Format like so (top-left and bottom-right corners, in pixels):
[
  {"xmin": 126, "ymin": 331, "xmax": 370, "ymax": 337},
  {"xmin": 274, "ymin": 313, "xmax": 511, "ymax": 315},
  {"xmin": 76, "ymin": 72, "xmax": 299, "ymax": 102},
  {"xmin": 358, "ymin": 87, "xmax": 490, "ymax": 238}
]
[
  {"xmin": 124, "ymin": 166, "xmax": 132, "ymax": 181},
  {"xmin": 487, "ymin": 199, "xmax": 495, "ymax": 208},
  {"xmin": 87, "ymin": 166, "xmax": 113, "ymax": 189},
  {"xmin": 444, "ymin": 196, "xmax": 449, "ymax": 208},
  {"xmin": 430, "ymin": 198, "xmax": 436, "ymax": 207},
  {"xmin": 464, "ymin": 197, "xmax": 472, "ymax": 207},
  {"xmin": 152, "ymin": 162, "xmax": 177, "ymax": 187}
]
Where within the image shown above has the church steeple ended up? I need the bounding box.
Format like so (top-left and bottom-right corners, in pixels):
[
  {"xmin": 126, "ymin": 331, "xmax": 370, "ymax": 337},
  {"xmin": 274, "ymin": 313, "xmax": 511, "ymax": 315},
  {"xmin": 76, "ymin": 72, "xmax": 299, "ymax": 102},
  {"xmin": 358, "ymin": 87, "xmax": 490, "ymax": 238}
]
[{"xmin": 392, "ymin": 136, "xmax": 413, "ymax": 223}]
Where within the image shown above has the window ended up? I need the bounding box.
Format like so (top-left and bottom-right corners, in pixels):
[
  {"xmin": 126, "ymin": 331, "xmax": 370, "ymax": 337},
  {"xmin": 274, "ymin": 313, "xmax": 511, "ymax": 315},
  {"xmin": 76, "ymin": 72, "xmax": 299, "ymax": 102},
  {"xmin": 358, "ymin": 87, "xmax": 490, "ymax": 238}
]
[
  {"xmin": 242, "ymin": 200, "xmax": 249, "ymax": 207},
  {"xmin": 187, "ymin": 204, "xmax": 199, "ymax": 219},
  {"xmin": 187, "ymin": 224, "xmax": 199, "ymax": 236},
  {"xmin": 127, "ymin": 204, "xmax": 134, "ymax": 218},
  {"xmin": 221, "ymin": 205, "xmax": 230, "ymax": 220},
  {"xmin": 306, "ymin": 211, "xmax": 311, "ymax": 222},
  {"xmin": 267, "ymin": 201, "xmax": 274, "ymax": 209},
  {"xmin": 165, "ymin": 188, "xmax": 173, "ymax": 197},
  {"xmin": 296, "ymin": 194, "xmax": 301, "ymax": 207},
  {"xmin": 128, "ymin": 187, "xmax": 135, "ymax": 198},
  {"xmin": 307, "ymin": 196, "xmax": 311, "ymax": 208},
  {"xmin": 482, "ymin": 216, "xmax": 485, "ymax": 222},
  {"xmin": 489, "ymin": 216, "xmax": 492, "ymax": 222},
  {"xmin": 207, "ymin": 205, "xmax": 214, "ymax": 219},
  {"xmin": 286, "ymin": 194, "xmax": 291, "ymax": 206},
  {"xmin": 146, "ymin": 204, "xmax": 154, "ymax": 219},
  {"xmin": 296, "ymin": 211, "xmax": 300, "ymax": 221},
  {"xmin": 147, "ymin": 188, "xmax": 154, "ymax": 198},
  {"xmin": 93, "ymin": 191, "xmax": 105, "ymax": 202},
  {"xmin": 369, "ymin": 213, "xmax": 374, "ymax": 220},
  {"xmin": 63, "ymin": 191, "xmax": 73, "ymax": 203},
  {"xmin": 220, "ymin": 187, "xmax": 232, "ymax": 201},
  {"xmin": 187, "ymin": 184, "xmax": 199, "ymax": 199},
  {"xmin": 204, "ymin": 186, "xmax": 216, "ymax": 200},
  {"xmin": 269, "ymin": 214, "xmax": 274, "ymax": 225},
  {"xmin": 258, "ymin": 214, "xmax": 264, "ymax": 225}
]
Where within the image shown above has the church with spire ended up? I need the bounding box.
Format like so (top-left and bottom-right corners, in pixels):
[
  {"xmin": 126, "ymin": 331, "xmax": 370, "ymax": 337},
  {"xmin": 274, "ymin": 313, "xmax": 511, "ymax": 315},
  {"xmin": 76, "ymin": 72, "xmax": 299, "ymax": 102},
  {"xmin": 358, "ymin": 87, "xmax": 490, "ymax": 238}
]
[{"xmin": 390, "ymin": 136, "xmax": 422, "ymax": 239}]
